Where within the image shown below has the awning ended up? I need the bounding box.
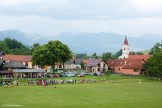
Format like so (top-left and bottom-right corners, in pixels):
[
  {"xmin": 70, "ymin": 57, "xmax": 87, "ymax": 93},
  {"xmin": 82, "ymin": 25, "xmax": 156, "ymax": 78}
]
[
  {"xmin": 12, "ymin": 69, "xmax": 46, "ymax": 73},
  {"xmin": 0, "ymin": 71, "xmax": 13, "ymax": 75}
]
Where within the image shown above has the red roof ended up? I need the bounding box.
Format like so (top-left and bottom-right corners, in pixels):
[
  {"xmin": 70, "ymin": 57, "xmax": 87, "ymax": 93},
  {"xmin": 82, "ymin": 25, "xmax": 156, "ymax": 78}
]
[
  {"xmin": 107, "ymin": 59, "xmax": 126, "ymax": 67},
  {"xmin": 2, "ymin": 54, "xmax": 32, "ymax": 62},
  {"xmin": 128, "ymin": 55, "xmax": 151, "ymax": 61},
  {"xmin": 86, "ymin": 59, "xmax": 102, "ymax": 67},
  {"xmin": 123, "ymin": 59, "xmax": 144, "ymax": 69},
  {"xmin": 124, "ymin": 36, "xmax": 128, "ymax": 45},
  {"xmin": 82, "ymin": 59, "xmax": 89, "ymax": 64},
  {"xmin": 107, "ymin": 54, "xmax": 151, "ymax": 70}
]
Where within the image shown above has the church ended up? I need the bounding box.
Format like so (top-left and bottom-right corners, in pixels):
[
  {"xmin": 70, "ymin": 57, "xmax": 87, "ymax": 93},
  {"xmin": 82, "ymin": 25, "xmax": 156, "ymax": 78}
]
[{"xmin": 107, "ymin": 36, "xmax": 151, "ymax": 75}]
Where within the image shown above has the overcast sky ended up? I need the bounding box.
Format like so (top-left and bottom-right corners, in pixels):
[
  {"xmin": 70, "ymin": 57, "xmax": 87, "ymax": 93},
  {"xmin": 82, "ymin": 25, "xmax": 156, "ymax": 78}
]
[{"xmin": 0, "ymin": 0, "xmax": 162, "ymax": 37}]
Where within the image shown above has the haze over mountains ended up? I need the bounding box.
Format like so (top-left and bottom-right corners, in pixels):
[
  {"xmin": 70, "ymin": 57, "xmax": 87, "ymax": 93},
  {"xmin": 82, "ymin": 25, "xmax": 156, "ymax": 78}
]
[{"xmin": 0, "ymin": 30, "xmax": 161, "ymax": 54}]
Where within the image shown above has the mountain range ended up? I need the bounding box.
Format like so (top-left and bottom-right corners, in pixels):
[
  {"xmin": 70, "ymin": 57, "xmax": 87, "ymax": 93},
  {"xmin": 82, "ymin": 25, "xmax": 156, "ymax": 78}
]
[{"xmin": 0, "ymin": 30, "xmax": 162, "ymax": 55}]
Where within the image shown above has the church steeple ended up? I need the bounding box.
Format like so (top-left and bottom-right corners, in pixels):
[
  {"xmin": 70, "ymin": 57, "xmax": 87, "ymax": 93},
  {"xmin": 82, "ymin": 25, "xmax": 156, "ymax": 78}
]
[
  {"xmin": 124, "ymin": 36, "xmax": 128, "ymax": 45},
  {"xmin": 119, "ymin": 34, "xmax": 129, "ymax": 59}
]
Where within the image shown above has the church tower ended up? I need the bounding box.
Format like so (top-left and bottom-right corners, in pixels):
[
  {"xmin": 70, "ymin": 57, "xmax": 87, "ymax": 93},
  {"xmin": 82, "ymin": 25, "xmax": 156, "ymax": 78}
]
[{"xmin": 119, "ymin": 36, "xmax": 129, "ymax": 59}]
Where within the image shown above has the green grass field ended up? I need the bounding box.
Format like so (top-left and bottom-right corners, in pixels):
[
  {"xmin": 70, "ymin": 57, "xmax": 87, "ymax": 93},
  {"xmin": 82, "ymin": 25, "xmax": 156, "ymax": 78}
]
[{"xmin": 0, "ymin": 76, "xmax": 162, "ymax": 108}]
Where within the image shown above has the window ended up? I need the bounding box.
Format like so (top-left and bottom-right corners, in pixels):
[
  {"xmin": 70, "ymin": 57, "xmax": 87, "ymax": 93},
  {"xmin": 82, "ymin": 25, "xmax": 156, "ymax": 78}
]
[
  {"xmin": 25, "ymin": 62, "xmax": 28, "ymax": 66},
  {"xmin": 133, "ymin": 69, "xmax": 139, "ymax": 72}
]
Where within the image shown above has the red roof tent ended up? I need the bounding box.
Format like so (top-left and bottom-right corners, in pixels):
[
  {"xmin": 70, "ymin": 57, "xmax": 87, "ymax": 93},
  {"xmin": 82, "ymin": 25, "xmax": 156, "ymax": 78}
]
[{"xmin": 2, "ymin": 54, "xmax": 32, "ymax": 62}]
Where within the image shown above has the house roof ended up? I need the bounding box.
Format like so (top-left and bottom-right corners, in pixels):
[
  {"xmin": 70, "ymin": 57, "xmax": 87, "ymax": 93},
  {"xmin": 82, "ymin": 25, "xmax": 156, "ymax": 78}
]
[
  {"xmin": 128, "ymin": 55, "xmax": 151, "ymax": 60},
  {"xmin": 107, "ymin": 59, "xmax": 126, "ymax": 67},
  {"xmin": 82, "ymin": 59, "xmax": 89, "ymax": 64},
  {"xmin": 12, "ymin": 69, "xmax": 46, "ymax": 73},
  {"xmin": 2, "ymin": 62, "xmax": 27, "ymax": 68},
  {"xmin": 0, "ymin": 71, "xmax": 13, "ymax": 74},
  {"xmin": 123, "ymin": 59, "xmax": 144, "ymax": 69},
  {"xmin": 65, "ymin": 59, "xmax": 82, "ymax": 65},
  {"xmin": 86, "ymin": 59, "xmax": 102, "ymax": 67},
  {"xmin": 2, "ymin": 54, "xmax": 32, "ymax": 62},
  {"xmin": 108, "ymin": 58, "xmax": 146, "ymax": 70}
]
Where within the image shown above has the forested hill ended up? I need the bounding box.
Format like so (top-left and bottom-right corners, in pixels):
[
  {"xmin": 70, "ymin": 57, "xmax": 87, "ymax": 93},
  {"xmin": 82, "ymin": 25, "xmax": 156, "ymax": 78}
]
[
  {"xmin": 0, "ymin": 37, "xmax": 32, "ymax": 55},
  {"xmin": 0, "ymin": 30, "xmax": 162, "ymax": 54}
]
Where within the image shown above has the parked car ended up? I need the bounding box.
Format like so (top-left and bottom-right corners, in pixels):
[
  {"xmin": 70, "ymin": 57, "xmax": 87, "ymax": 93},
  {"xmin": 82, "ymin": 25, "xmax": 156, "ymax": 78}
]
[
  {"xmin": 93, "ymin": 72, "xmax": 101, "ymax": 76},
  {"xmin": 53, "ymin": 74, "xmax": 60, "ymax": 77}
]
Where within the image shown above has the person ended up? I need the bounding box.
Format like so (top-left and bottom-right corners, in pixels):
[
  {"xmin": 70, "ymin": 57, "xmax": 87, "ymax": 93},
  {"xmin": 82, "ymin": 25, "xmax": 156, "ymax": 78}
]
[
  {"xmin": 74, "ymin": 79, "xmax": 77, "ymax": 84},
  {"xmin": 42, "ymin": 80, "xmax": 44, "ymax": 86},
  {"xmin": 16, "ymin": 81, "xmax": 19, "ymax": 86},
  {"xmin": 2, "ymin": 81, "xmax": 5, "ymax": 87}
]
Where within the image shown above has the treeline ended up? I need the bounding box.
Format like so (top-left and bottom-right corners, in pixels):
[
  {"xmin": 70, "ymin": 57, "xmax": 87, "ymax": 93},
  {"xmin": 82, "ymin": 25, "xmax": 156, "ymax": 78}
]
[
  {"xmin": 0, "ymin": 37, "xmax": 32, "ymax": 55},
  {"xmin": 143, "ymin": 42, "xmax": 162, "ymax": 77}
]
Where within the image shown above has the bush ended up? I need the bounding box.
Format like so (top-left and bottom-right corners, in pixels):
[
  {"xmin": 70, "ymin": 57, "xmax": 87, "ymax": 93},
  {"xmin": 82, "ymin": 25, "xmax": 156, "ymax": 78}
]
[{"xmin": 105, "ymin": 70, "xmax": 112, "ymax": 76}]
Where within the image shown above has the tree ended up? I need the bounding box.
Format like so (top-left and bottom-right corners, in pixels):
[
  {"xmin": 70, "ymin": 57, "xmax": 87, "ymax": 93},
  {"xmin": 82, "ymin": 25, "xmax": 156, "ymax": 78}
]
[
  {"xmin": 102, "ymin": 52, "xmax": 112, "ymax": 62},
  {"xmin": 0, "ymin": 41, "xmax": 9, "ymax": 53},
  {"xmin": 2, "ymin": 37, "xmax": 32, "ymax": 55},
  {"xmin": 149, "ymin": 42, "xmax": 162, "ymax": 54},
  {"xmin": 92, "ymin": 53, "xmax": 98, "ymax": 59},
  {"xmin": 32, "ymin": 40, "xmax": 72, "ymax": 73},
  {"xmin": 76, "ymin": 53, "xmax": 87, "ymax": 59},
  {"xmin": 143, "ymin": 52, "xmax": 162, "ymax": 77},
  {"xmin": 58, "ymin": 42, "xmax": 72, "ymax": 72},
  {"xmin": 31, "ymin": 43, "xmax": 40, "ymax": 54},
  {"xmin": 112, "ymin": 49, "xmax": 122, "ymax": 59}
]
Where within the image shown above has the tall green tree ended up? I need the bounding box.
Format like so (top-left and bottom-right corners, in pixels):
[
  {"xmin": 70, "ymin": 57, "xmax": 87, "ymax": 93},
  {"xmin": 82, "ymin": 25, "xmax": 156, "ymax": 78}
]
[
  {"xmin": 112, "ymin": 49, "xmax": 122, "ymax": 59},
  {"xmin": 143, "ymin": 52, "xmax": 162, "ymax": 77},
  {"xmin": 92, "ymin": 53, "xmax": 98, "ymax": 59},
  {"xmin": 58, "ymin": 42, "xmax": 72, "ymax": 72},
  {"xmin": 143, "ymin": 41, "xmax": 162, "ymax": 77},
  {"xmin": 102, "ymin": 52, "xmax": 112, "ymax": 62},
  {"xmin": 32, "ymin": 40, "xmax": 72, "ymax": 73},
  {"xmin": 149, "ymin": 42, "xmax": 162, "ymax": 54}
]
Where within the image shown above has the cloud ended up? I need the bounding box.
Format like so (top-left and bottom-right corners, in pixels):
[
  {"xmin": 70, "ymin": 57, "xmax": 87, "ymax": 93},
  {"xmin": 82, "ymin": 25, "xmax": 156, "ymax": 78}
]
[{"xmin": 0, "ymin": 0, "xmax": 162, "ymax": 36}]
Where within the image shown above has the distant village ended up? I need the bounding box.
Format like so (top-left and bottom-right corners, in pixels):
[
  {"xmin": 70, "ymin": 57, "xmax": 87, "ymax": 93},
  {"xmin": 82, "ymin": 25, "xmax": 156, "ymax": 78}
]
[{"xmin": 0, "ymin": 36, "xmax": 151, "ymax": 79}]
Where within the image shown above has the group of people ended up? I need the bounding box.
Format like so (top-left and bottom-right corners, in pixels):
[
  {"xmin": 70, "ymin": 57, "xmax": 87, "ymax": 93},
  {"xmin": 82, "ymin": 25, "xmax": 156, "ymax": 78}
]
[
  {"xmin": 1, "ymin": 80, "xmax": 19, "ymax": 88},
  {"xmin": 26, "ymin": 78, "xmax": 98, "ymax": 86}
]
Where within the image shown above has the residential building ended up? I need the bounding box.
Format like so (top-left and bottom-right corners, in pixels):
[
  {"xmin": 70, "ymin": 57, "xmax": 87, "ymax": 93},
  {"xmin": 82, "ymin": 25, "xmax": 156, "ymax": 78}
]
[
  {"xmin": 1, "ymin": 54, "xmax": 32, "ymax": 68},
  {"xmin": 86, "ymin": 59, "xmax": 108, "ymax": 73},
  {"xmin": 65, "ymin": 59, "xmax": 82, "ymax": 70}
]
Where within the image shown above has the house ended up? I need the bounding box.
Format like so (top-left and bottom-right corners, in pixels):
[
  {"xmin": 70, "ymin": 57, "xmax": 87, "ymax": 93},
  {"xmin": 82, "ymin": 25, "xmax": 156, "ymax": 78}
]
[
  {"xmin": 108, "ymin": 58, "xmax": 148, "ymax": 75},
  {"xmin": 1, "ymin": 54, "xmax": 32, "ymax": 68},
  {"xmin": 86, "ymin": 59, "xmax": 108, "ymax": 73},
  {"xmin": 122, "ymin": 59, "xmax": 145, "ymax": 75},
  {"xmin": 64, "ymin": 59, "xmax": 82, "ymax": 70},
  {"xmin": 108, "ymin": 59, "xmax": 126, "ymax": 74},
  {"xmin": 0, "ymin": 59, "xmax": 13, "ymax": 78}
]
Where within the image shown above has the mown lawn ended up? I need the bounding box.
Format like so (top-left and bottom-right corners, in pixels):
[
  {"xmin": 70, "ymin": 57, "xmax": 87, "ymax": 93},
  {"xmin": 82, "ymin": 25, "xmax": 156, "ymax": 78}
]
[{"xmin": 0, "ymin": 78, "xmax": 162, "ymax": 108}]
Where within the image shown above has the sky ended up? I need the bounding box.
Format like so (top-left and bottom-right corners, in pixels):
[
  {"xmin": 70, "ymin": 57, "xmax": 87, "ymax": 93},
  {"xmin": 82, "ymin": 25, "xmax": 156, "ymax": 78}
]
[{"xmin": 0, "ymin": 0, "xmax": 162, "ymax": 37}]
